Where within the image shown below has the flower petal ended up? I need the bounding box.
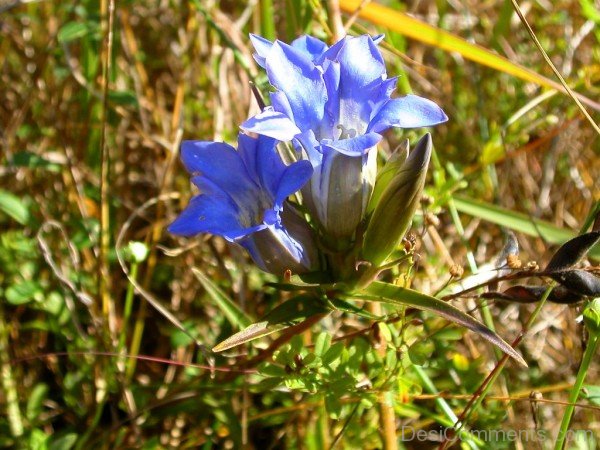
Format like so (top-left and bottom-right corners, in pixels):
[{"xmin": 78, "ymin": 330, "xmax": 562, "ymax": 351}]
[
  {"xmin": 368, "ymin": 95, "xmax": 448, "ymax": 132},
  {"xmin": 320, "ymin": 132, "xmax": 382, "ymax": 157},
  {"xmin": 322, "ymin": 61, "xmax": 340, "ymax": 138},
  {"xmin": 270, "ymin": 91, "xmax": 295, "ymax": 121},
  {"xmin": 265, "ymin": 42, "xmax": 327, "ymax": 132},
  {"xmin": 336, "ymin": 35, "xmax": 387, "ymax": 131},
  {"xmin": 291, "ymin": 35, "xmax": 329, "ymax": 62},
  {"xmin": 249, "ymin": 33, "xmax": 273, "ymax": 68},
  {"xmin": 167, "ymin": 184, "xmax": 244, "ymax": 239},
  {"xmin": 274, "ymin": 160, "xmax": 313, "ymax": 207},
  {"xmin": 180, "ymin": 140, "xmax": 258, "ymax": 208},
  {"xmin": 240, "ymin": 107, "xmax": 301, "ymax": 141}
]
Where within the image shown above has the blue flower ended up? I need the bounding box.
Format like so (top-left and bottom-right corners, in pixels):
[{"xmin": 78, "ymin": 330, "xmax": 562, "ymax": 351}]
[
  {"xmin": 242, "ymin": 34, "xmax": 447, "ymax": 242},
  {"xmin": 168, "ymin": 133, "xmax": 316, "ymax": 274}
]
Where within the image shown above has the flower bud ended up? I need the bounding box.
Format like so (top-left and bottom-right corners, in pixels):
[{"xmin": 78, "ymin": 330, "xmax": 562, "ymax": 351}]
[
  {"xmin": 362, "ymin": 133, "xmax": 432, "ymax": 267},
  {"xmin": 241, "ymin": 204, "xmax": 318, "ymax": 275},
  {"xmin": 583, "ymin": 298, "xmax": 600, "ymax": 337},
  {"xmin": 367, "ymin": 139, "xmax": 409, "ymax": 214}
]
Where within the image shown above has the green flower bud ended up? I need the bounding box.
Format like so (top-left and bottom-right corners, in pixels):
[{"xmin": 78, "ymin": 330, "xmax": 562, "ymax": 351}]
[
  {"xmin": 362, "ymin": 133, "xmax": 432, "ymax": 267},
  {"xmin": 583, "ymin": 298, "xmax": 600, "ymax": 337},
  {"xmin": 367, "ymin": 139, "xmax": 409, "ymax": 214}
]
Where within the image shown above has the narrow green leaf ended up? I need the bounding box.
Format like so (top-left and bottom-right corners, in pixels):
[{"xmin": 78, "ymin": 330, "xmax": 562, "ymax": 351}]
[
  {"xmin": 48, "ymin": 433, "xmax": 78, "ymax": 450},
  {"xmin": 11, "ymin": 151, "xmax": 61, "ymax": 172},
  {"xmin": 359, "ymin": 281, "xmax": 527, "ymax": 366},
  {"xmin": 0, "ymin": 190, "xmax": 29, "ymax": 225},
  {"xmin": 212, "ymin": 321, "xmax": 287, "ymax": 353},
  {"xmin": 452, "ymin": 196, "xmax": 600, "ymax": 260},
  {"xmin": 57, "ymin": 22, "xmax": 89, "ymax": 44},
  {"xmin": 192, "ymin": 268, "xmax": 251, "ymax": 329},
  {"xmin": 212, "ymin": 295, "xmax": 328, "ymax": 352},
  {"xmin": 26, "ymin": 384, "xmax": 49, "ymax": 422}
]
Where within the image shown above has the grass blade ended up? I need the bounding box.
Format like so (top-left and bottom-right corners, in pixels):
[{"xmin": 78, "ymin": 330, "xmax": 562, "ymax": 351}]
[
  {"xmin": 452, "ymin": 196, "xmax": 600, "ymax": 260},
  {"xmin": 192, "ymin": 268, "xmax": 252, "ymax": 329},
  {"xmin": 339, "ymin": 0, "xmax": 600, "ymax": 111}
]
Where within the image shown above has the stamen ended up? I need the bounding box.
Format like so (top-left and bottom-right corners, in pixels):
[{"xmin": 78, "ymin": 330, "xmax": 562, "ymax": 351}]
[{"xmin": 336, "ymin": 124, "xmax": 357, "ymax": 140}]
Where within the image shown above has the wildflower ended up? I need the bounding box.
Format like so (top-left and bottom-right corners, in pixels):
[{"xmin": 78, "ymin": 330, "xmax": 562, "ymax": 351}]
[
  {"xmin": 168, "ymin": 133, "xmax": 316, "ymax": 275},
  {"xmin": 242, "ymin": 34, "xmax": 447, "ymax": 242}
]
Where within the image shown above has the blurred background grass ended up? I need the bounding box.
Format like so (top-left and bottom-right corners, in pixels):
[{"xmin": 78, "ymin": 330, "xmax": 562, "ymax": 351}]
[{"xmin": 0, "ymin": 0, "xmax": 599, "ymax": 448}]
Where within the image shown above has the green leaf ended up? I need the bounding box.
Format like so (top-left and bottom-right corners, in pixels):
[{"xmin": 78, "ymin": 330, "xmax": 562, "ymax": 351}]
[
  {"xmin": 11, "ymin": 151, "xmax": 61, "ymax": 172},
  {"xmin": 358, "ymin": 282, "xmax": 527, "ymax": 366},
  {"xmin": 192, "ymin": 268, "xmax": 251, "ymax": 329},
  {"xmin": 6, "ymin": 280, "xmax": 42, "ymax": 305},
  {"xmin": 452, "ymin": 196, "xmax": 600, "ymax": 260},
  {"xmin": 314, "ymin": 332, "xmax": 331, "ymax": 356},
  {"xmin": 212, "ymin": 295, "xmax": 328, "ymax": 352},
  {"xmin": 48, "ymin": 433, "xmax": 78, "ymax": 450},
  {"xmin": 26, "ymin": 383, "xmax": 49, "ymax": 422},
  {"xmin": 170, "ymin": 322, "xmax": 198, "ymax": 348},
  {"xmin": 0, "ymin": 190, "xmax": 30, "ymax": 225},
  {"xmin": 582, "ymin": 385, "xmax": 600, "ymax": 406},
  {"xmin": 108, "ymin": 90, "xmax": 139, "ymax": 107},
  {"xmin": 29, "ymin": 429, "xmax": 49, "ymax": 450},
  {"xmin": 57, "ymin": 22, "xmax": 89, "ymax": 44},
  {"xmin": 408, "ymin": 341, "xmax": 434, "ymax": 366},
  {"xmin": 258, "ymin": 363, "xmax": 286, "ymax": 378},
  {"xmin": 322, "ymin": 342, "xmax": 345, "ymax": 367}
]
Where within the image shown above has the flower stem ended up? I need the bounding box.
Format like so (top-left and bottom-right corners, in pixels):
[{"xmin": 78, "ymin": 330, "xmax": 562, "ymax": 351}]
[
  {"xmin": 553, "ymin": 334, "xmax": 598, "ymax": 450},
  {"xmin": 0, "ymin": 305, "xmax": 23, "ymax": 440}
]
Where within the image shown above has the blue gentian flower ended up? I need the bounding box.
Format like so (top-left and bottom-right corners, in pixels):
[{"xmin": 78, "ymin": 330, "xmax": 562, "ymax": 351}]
[
  {"xmin": 168, "ymin": 133, "xmax": 316, "ymax": 275},
  {"xmin": 242, "ymin": 34, "xmax": 448, "ymax": 242}
]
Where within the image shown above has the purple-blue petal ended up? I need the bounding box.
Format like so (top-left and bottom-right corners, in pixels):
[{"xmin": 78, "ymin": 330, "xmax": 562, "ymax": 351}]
[
  {"xmin": 291, "ymin": 35, "xmax": 329, "ymax": 62},
  {"xmin": 167, "ymin": 189, "xmax": 241, "ymax": 238},
  {"xmin": 367, "ymin": 95, "xmax": 448, "ymax": 133},
  {"xmin": 274, "ymin": 160, "xmax": 313, "ymax": 207},
  {"xmin": 270, "ymin": 91, "xmax": 296, "ymax": 122},
  {"xmin": 265, "ymin": 41, "xmax": 327, "ymax": 133},
  {"xmin": 320, "ymin": 132, "xmax": 382, "ymax": 157},
  {"xmin": 180, "ymin": 140, "xmax": 258, "ymax": 207},
  {"xmin": 322, "ymin": 61, "xmax": 340, "ymax": 138},
  {"xmin": 240, "ymin": 108, "xmax": 301, "ymax": 141},
  {"xmin": 249, "ymin": 33, "xmax": 273, "ymax": 68},
  {"xmin": 254, "ymin": 134, "xmax": 288, "ymax": 199},
  {"xmin": 336, "ymin": 36, "xmax": 387, "ymax": 130},
  {"xmin": 337, "ymin": 35, "xmax": 386, "ymax": 89}
]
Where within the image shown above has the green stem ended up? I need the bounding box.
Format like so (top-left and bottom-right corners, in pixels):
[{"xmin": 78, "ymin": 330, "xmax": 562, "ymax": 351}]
[
  {"xmin": 260, "ymin": 0, "xmax": 276, "ymax": 41},
  {"xmin": 554, "ymin": 334, "xmax": 599, "ymax": 450},
  {"xmin": 119, "ymin": 262, "xmax": 138, "ymax": 352},
  {"xmin": 126, "ymin": 300, "xmax": 146, "ymax": 381},
  {"xmin": 0, "ymin": 305, "xmax": 23, "ymax": 441}
]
